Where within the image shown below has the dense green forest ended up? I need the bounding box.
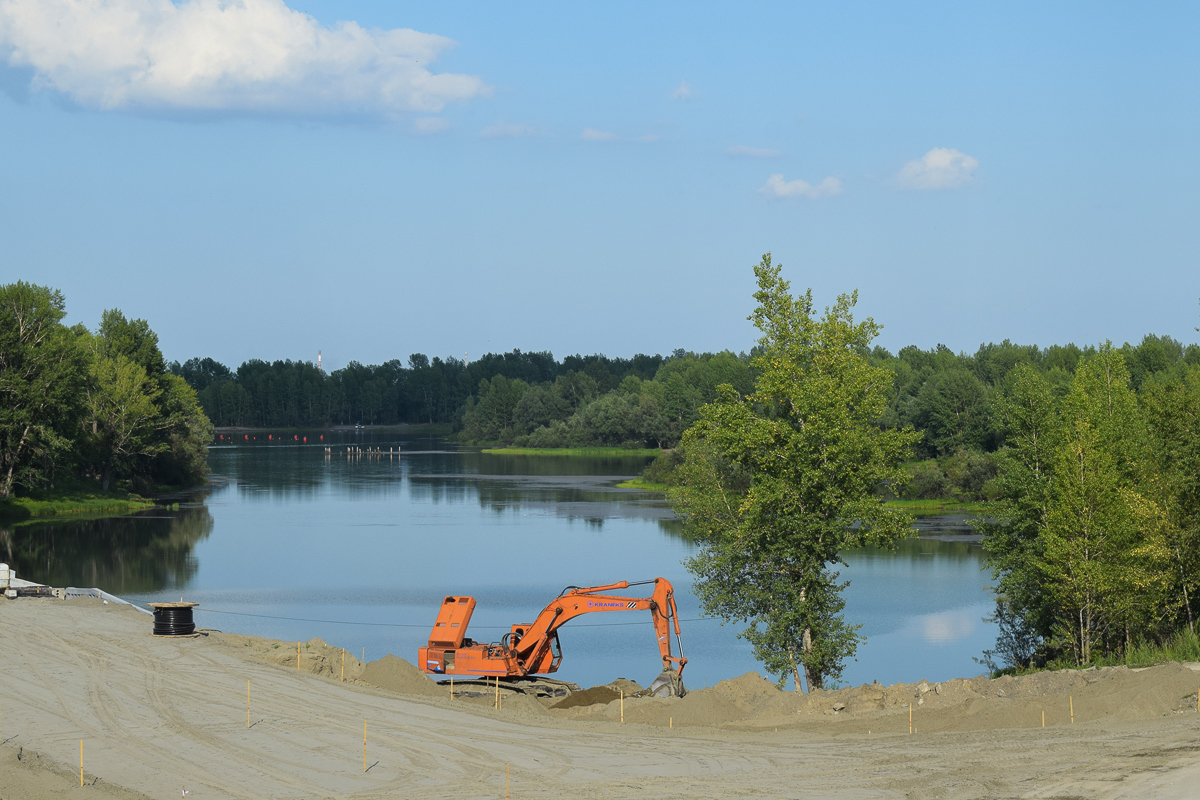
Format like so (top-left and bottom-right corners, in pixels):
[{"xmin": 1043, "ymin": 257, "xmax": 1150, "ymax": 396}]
[
  {"xmin": 975, "ymin": 345, "xmax": 1200, "ymax": 670},
  {"xmin": 175, "ymin": 334, "xmax": 1200, "ymax": 505},
  {"xmin": 0, "ymin": 282, "xmax": 211, "ymax": 502}
]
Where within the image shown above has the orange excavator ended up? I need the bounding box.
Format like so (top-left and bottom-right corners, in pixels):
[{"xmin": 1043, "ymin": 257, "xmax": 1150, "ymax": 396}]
[{"xmin": 418, "ymin": 578, "xmax": 688, "ymax": 698}]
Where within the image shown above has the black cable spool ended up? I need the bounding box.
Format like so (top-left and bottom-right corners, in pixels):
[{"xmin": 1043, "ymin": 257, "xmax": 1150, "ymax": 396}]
[{"xmin": 149, "ymin": 602, "xmax": 198, "ymax": 636}]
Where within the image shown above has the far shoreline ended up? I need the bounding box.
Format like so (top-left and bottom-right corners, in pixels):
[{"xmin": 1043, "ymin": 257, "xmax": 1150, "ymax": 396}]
[{"xmin": 213, "ymin": 422, "xmax": 453, "ymax": 435}]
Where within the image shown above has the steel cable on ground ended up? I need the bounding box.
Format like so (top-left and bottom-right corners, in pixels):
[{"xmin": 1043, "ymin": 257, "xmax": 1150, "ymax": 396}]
[{"xmin": 193, "ymin": 607, "xmax": 718, "ymax": 629}]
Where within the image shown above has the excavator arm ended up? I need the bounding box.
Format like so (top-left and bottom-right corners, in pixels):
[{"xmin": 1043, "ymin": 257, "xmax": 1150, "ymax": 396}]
[
  {"xmin": 418, "ymin": 578, "xmax": 687, "ymax": 687},
  {"xmin": 507, "ymin": 579, "xmax": 687, "ymax": 677}
]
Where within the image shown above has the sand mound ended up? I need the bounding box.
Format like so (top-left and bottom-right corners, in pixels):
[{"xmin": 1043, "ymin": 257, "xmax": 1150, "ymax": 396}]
[
  {"xmin": 706, "ymin": 671, "xmax": 779, "ymax": 701},
  {"xmin": 612, "ymin": 677, "xmax": 644, "ymax": 694},
  {"xmin": 357, "ymin": 654, "xmax": 447, "ymax": 697},
  {"xmin": 494, "ymin": 691, "xmax": 551, "ymax": 717},
  {"xmin": 236, "ymin": 635, "xmax": 365, "ymax": 680},
  {"xmin": 553, "ymin": 662, "xmax": 1200, "ymax": 733}
]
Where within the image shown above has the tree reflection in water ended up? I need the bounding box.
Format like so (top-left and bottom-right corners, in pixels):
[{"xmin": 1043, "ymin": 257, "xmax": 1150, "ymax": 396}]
[{"xmin": 0, "ymin": 506, "xmax": 213, "ymax": 595}]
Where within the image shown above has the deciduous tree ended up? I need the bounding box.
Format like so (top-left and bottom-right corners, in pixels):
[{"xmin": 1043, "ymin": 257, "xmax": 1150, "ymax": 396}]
[
  {"xmin": 669, "ymin": 254, "xmax": 918, "ymax": 690},
  {"xmin": 0, "ymin": 282, "xmax": 88, "ymax": 498}
]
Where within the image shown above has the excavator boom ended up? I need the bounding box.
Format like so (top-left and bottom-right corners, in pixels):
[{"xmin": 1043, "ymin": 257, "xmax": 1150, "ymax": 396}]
[{"xmin": 418, "ymin": 578, "xmax": 687, "ymax": 689}]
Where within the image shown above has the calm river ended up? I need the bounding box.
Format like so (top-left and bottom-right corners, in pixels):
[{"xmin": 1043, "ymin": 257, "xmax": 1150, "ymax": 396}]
[{"xmin": 4, "ymin": 432, "xmax": 997, "ymax": 690}]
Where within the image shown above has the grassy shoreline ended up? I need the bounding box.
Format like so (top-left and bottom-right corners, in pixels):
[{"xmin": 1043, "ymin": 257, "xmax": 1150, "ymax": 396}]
[
  {"xmin": 0, "ymin": 488, "xmax": 157, "ymax": 521},
  {"xmin": 614, "ymin": 480, "xmax": 986, "ymax": 512},
  {"xmin": 882, "ymin": 498, "xmax": 987, "ymax": 513},
  {"xmin": 481, "ymin": 447, "xmax": 663, "ymax": 457},
  {"xmin": 614, "ymin": 477, "xmax": 671, "ymax": 491}
]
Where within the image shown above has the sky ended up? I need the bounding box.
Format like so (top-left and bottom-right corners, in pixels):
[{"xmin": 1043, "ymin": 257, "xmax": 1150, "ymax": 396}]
[{"xmin": 2, "ymin": 0, "xmax": 1198, "ymax": 371}]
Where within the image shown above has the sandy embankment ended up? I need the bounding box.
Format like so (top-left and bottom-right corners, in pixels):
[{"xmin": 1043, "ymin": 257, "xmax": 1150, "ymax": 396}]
[{"xmin": 2, "ymin": 599, "xmax": 1200, "ymax": 799}]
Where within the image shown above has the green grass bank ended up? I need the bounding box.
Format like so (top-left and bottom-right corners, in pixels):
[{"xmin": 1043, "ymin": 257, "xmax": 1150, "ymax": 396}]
[{"xmin": 0, "ymin": 488, "xmax": 156, "ymax": 521}]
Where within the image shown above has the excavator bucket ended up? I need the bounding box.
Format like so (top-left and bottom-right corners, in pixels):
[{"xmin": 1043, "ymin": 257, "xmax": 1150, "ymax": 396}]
[{"xmin": 645, "ymin": 668, "xmax": 686, "ymax": 698}]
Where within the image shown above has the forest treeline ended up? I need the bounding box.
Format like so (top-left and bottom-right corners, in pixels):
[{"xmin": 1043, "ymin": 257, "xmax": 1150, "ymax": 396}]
[
  {"xmin": 175, "ymin": 334, "xmax": 1200, "ymax": 502},
  {"xmin": 174, "ymin": 347, "xmax": 759, "ymax": 449},
  {"xmin": 0, "ymin": 282, "xmax": 211, "ymax": 500}
]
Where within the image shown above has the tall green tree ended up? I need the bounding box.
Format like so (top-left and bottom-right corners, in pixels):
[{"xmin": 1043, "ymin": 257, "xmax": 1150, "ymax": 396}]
[
  {"xmin": 0, "ymin": 282, "xmax": 88, "ymax": 498},
  {"xmin": 1037, "ymin": 345, "xmax": 1167, "ymax": 662},
  {"xmin": 979, "ymin": 363, "xmax": 1062, "ymax": 666},
  {"xmin": 84, "ymin": 345, "xmax": 165, "ymax": 490},
  {"xmin": 669, "ymin": 254, "xmax": 919, "ymax": 690},
  {"xmin": 1139, "ymin": 364, "xmax": 1200, "ymax": 633}
]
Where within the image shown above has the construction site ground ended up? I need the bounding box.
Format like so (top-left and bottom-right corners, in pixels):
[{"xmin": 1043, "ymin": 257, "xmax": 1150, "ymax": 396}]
[{"xmin": 3, "ymin": 599, "xmax": 1200, "ymax": 799}]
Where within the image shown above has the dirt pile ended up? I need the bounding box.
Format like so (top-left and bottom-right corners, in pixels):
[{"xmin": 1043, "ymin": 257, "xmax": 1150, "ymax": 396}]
[
  {"xmin": 217, "ymin": 633, "xmax": 367, "ymax": 681},
  {"xmin": 553, "ymin": 663, "xmax": 1200, "ymax": 733},
  {"xmin": 357, "ymin": 654, "xmax": 448, "ymax": 697},
  {"xmin": 553, "ymin": 678, "xmax": 645, "ymax": 709}
]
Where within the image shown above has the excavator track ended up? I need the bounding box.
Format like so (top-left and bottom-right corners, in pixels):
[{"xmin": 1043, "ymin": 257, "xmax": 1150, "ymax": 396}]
[{"xmin": 437, "ymin": 675, "xmax": 581, "ymax": 700}]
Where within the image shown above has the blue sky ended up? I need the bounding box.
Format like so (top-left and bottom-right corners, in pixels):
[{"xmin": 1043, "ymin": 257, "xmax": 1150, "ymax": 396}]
[{"xmin": 2, "ymin": 1, "xmax": 1197, "ymax": 370}]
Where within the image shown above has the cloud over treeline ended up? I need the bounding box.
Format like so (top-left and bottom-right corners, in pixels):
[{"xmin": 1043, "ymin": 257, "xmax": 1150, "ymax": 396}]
[{"xmin": 0, "ymin": 0, "xmax": 490, "ymax": 117}]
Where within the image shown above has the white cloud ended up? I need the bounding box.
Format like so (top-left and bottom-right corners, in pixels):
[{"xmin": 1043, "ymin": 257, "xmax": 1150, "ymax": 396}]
[
  {"xmin": 727, "ymin": 145, "xmax": 781, "ymax": 158},
  {"xmin": 479, "ymin": 122, "xmax": 536, "ymax": 138},
  {"xmin": 671, "ymin": 80, "xmax": 691, "ymax": 100},
  {"xmin": 0, "ymin": 0, "xmax": 490, "ymax": 117},
  {"xmin": 413, "ymin": 116, "xmax": 448, "ymax": 134},
  {"xmin": 581, "ymin": 128, "xmax": 616, "ymax": 141},
  {"xmin": 759, "ymin": 173, "xmax": 843, "ymax": 199},
  {"xmin": 897, "ymin": 147, "xmax": 979, "ymax": 189}
]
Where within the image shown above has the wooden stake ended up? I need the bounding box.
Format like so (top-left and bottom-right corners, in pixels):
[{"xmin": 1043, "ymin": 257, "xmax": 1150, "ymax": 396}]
[
  {"xmin": 1070, "ymin": 695, "xmax": 1074, "ymax": 724},
  {"xmin": 363, "ymin": 720, "xmax": 366, "ymax": 773},
  {"xmin": 1042, "ymin": 709, "xmax": 1045, "ymax": 728},
  {"xmin": 909, "ymin": 703, "xmax": 913, "ymax": 734},
  {"xmin": 450, "ymin": 677, "xmax": 454, "ymax": 699},
  {"xmin": 620, "ymin": 689, "xmax": 624, "ymax": 723},
  {"xmin": 669, "ymin": 716, "xmax": 672, "ymax": 729}
]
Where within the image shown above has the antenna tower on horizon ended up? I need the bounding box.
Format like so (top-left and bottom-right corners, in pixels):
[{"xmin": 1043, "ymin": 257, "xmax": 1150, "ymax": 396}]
[{"xmin": 318, "ymin": 350, "xmax": 323, "ymax": 372}]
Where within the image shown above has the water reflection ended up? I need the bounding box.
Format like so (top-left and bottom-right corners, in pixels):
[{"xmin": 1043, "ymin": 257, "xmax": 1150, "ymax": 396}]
[
  {"xmin": 0, "ymin": 506, "xmax": 213, "ymax": 594},
  {"xmin": 6, "ymin": 437, "xmax": 996, "ymax": 688}
]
